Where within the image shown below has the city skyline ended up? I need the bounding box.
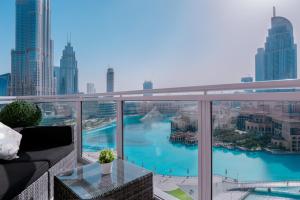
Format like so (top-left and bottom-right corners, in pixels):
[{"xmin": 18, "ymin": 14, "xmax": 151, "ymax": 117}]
[{"xmin": 1, "ymin": 0, "xmax": 300, "ymax": 93}]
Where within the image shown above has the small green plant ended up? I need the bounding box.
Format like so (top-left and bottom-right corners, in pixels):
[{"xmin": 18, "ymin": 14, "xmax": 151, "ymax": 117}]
[
  {"xmin": 0, "ymin": 100, "xmax": 42, "ymax": 128},
  {"xmin": 99, "ymin": 149, "xmax": 115, "ymax": 164}
]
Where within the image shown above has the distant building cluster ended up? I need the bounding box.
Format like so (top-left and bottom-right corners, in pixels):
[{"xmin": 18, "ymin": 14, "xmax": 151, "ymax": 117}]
[{"xmin": 236, "ymin": 103, "xmax": 300, "ymax": 152}]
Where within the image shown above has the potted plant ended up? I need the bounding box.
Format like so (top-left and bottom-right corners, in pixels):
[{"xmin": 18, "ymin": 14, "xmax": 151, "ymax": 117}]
[
  {"xmin": 0, "ymin": 100, "xmax": 42, "ymax": 130},
  {"xmin": 99, "ymin": 149, "xmax": 116, "ymax": 175}
]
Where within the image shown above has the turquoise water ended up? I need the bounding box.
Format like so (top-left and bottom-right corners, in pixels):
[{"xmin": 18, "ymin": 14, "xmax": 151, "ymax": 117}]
[{"xmin": 83, "ymin": 115, "xmax": 300, "ymax": 182}]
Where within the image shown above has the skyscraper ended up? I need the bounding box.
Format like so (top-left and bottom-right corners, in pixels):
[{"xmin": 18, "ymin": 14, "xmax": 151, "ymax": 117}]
[
  {"xmin": 143, "ymin": 81, "xmax": 153, "ymax": 96},
  {"xmin": 0, "ymin": 73, "xmax": 11, "ymax": 96},
  {"xmin": 87, "ymin": 83, "xmax": 96, "ymax": 94},
  {"xmin": 53, "ymin": 66, "xmax": 60, "ymax": 95},
  {"xmin": 104, "ymin": 68, "xmax": 116, "ymax": 118},
  {"xmin": 255, "ymin": 48, "xmax": 265, "ymax": 81},
  {"xmin": 59, "ymin": 43, "xmax": 78, "ymax": 95},
  {"xmin": 106, "ymin": 68, "xmax": 114, "ymax": 92},
  {"xmin": 11, "ymin": 0, "xmax": 54, "ymax": 96},
  {"xmin": 255, "ymin": 7, "xmax": 297, "ymax": 81}
]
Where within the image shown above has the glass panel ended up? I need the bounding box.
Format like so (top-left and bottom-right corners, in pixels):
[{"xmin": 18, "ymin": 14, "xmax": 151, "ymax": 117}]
[
  {"xmin": 82, "ymin": 101, "xmax": 117, "ymax": 161},
  {"xmin": 124, "ymin": 101, "xmax": 199, "ymax": 200},
  {"xmin": 212, "ymin": 101, "xmax": 300, "ymax": 200},
  {"xmin": 37, "ymin": 102, "xmax": 77, "ymax": 127},
  {"xmin": 0, "ymin": 100, "xmax": 77, "ymax": 128}
]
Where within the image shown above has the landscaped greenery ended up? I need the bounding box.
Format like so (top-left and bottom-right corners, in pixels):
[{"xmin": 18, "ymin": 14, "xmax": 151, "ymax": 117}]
[
  {"xmin": 0, "ymin": 100, "xmax": 42, "ymax": 128},
  {"xmin": 166, "ymin": 188, "xmax": 193, "ymax": 200},
  {"xmin": 213, "ymin": 128, "xmax": 272, "ymax": 150},
  {"xmin": 98, "ymin": 149, "xmax": 115, "ymax": 164}
]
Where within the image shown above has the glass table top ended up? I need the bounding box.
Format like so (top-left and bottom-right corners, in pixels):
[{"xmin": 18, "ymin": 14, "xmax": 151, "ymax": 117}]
[{"xmin": 55, "ymin": 159, "xmax": 152, "ymax": 199}]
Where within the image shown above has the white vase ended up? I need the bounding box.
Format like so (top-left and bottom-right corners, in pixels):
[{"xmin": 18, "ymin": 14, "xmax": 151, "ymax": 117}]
[{"xmin": 101, "ymin": 162, "xmax": 113, "ymax": 175}]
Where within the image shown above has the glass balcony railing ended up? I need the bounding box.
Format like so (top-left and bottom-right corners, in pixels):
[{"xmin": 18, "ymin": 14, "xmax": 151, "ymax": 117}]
[
  {"xmin": 1, "ymin": 79, "xmax": 300, "ymax": 200},
  {"xmin": 123, "ymin": 101, "xmax": 199, "ymax": 199},
  {"xmin": 82, "ymin": 101, "xmax": 117, "ymax": 160},
  {"xmin": 212, "ymin": 100, "xmax": 300, "ymax": 200}
]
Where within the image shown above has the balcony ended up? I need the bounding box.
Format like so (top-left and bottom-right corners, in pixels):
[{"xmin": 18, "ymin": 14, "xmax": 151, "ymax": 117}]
[{"xmin": 1, "ymin": 79, "xmax": 300, "ymax": 200}]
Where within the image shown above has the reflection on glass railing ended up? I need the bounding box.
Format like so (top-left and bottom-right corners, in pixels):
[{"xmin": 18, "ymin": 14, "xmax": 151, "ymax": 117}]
[
  {"xmin": 212, "ymin": 101, "xmax": 300, "ymax": 200},
  {"xmin": 124, "ymin": 101, "xmax": 199, "ymax": 200},
  {"xmin": 37, "ymin": 102, "xmax": 77, "ymax": 127},
  {"xmin": 82, "ymin": 101, "xmax": 117, "ymax": 160}
]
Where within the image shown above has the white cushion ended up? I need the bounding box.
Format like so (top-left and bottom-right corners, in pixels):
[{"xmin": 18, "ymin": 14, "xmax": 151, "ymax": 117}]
[{"xmin": 0, "ymin": 122, "xmax": 22, "ymax": 160}]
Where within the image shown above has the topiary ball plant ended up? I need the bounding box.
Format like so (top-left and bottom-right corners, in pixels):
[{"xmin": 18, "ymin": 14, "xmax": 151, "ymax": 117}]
[
  {"xmin": 0, "ymin": 100, "xmax": 42, "ymax": 128},
  {"xmin": 99, "ymin": 149, "xmax": 115, "ymax": 164}
]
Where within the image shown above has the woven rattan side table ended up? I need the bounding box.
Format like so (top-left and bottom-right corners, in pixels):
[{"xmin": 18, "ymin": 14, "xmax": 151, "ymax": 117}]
[{"xmin": 54, "ymin": 159, "xmax": 153, "ymax": 200}]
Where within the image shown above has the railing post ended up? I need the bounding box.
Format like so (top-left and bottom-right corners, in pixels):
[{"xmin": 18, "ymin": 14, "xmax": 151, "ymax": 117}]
[
  {"xmin": 198, "ymin": 100, "xmax": 212, "ymax": 200},
  {"xmin": 76, "ymin": 100, "xmax": 82, "ymax": 162},
  {"xmin": 116, "ymin": 100, "xmax": 124, "ymax": 159}
]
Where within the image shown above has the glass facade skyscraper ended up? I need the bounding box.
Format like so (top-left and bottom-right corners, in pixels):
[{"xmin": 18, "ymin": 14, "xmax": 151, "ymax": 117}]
[
  {"xmin": 0, "ymin": 73, "xmax": 11, "ymax": 96},
  {"xmin": 11, "ymin": 0, "xmax": 54, "ymax": 96},
  {"xmin": 255, "ymin": 7, "xmax": 297, "ymax": 81},
  {"xmin": 59, "ymin": 43, "xmax": 78, "ymax": 95},
  {"xmin": 106, "ymin": 68, "xmax": 114, "ymax": 93}
]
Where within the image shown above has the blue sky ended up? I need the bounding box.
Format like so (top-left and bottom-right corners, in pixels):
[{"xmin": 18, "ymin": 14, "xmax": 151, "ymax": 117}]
[{"xmin": 1, "ymin": 0, "xmax": 300, "ymax": 93}]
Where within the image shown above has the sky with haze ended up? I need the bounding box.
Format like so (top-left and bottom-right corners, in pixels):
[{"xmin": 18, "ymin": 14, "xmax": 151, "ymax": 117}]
[{"xmin": 0, "ymin": 0, "xmax": 300, "ymax": 93}]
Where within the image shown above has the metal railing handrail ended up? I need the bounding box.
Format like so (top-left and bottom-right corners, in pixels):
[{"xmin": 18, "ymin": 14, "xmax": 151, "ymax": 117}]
[{"xmin": 0, "ymin": 79, "xmax": 299, "ymax": 101}]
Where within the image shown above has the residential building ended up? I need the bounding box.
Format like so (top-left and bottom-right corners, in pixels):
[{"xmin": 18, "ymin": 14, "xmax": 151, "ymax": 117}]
[
  {"xmin": 11, "ymin": 0, "xmax": 54, "ymax": 96},
  {"xmin": 59, "ymin": 43, "xmax": 78, "ymax": 95},
  {"xmin": 255, "ymin": 7, "xmax": 297, "ymax": 81},
  {"xmin": 87, "ymin": 83, "xmax": 96, "ymax": 94},
  {"xmin": 0, "ymin": 73, "xmax": 11, "ymax": 96}
]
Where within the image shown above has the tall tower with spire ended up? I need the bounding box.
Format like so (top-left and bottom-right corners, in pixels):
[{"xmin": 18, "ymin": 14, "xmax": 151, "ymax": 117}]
[
  {"xmin": 11, "ymin": 0, "xmax": 54, "ymax": 96},
  {"xmin": 59, "ymin": 43, "xmax": 78, "ymax": 95},
  {"xmin": 255, "ymin": 7, "xmax": 297, "ymax": 81}
]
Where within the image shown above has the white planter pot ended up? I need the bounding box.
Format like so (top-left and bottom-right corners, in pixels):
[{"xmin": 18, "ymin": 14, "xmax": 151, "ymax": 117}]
[{"xmin": 100, "ymin": 162, "xmax": 113, "ymax": 175}]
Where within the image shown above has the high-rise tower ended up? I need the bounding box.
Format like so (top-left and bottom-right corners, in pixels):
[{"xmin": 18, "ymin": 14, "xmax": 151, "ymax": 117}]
[
  {"xmin": 87, "ymin": 83, "xmax": 96, "ymax": 94},
  {"xmin": 255, "ymin": 7, "xmax": 297, "ymax": 81},
  {"xmin": 11, "ymin": 0, "xmax": 54, "ymax": 96},
  {"xmin": 106, "ymin": 68, "xmax": 114, "ymax": 92},
  {"xmin": 59, "ymin": 43, "xmax": 78, "ymax": 95},
  {"xmin": 143, "ymin": 81, "xmax": 153, "ymax": 96}
]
